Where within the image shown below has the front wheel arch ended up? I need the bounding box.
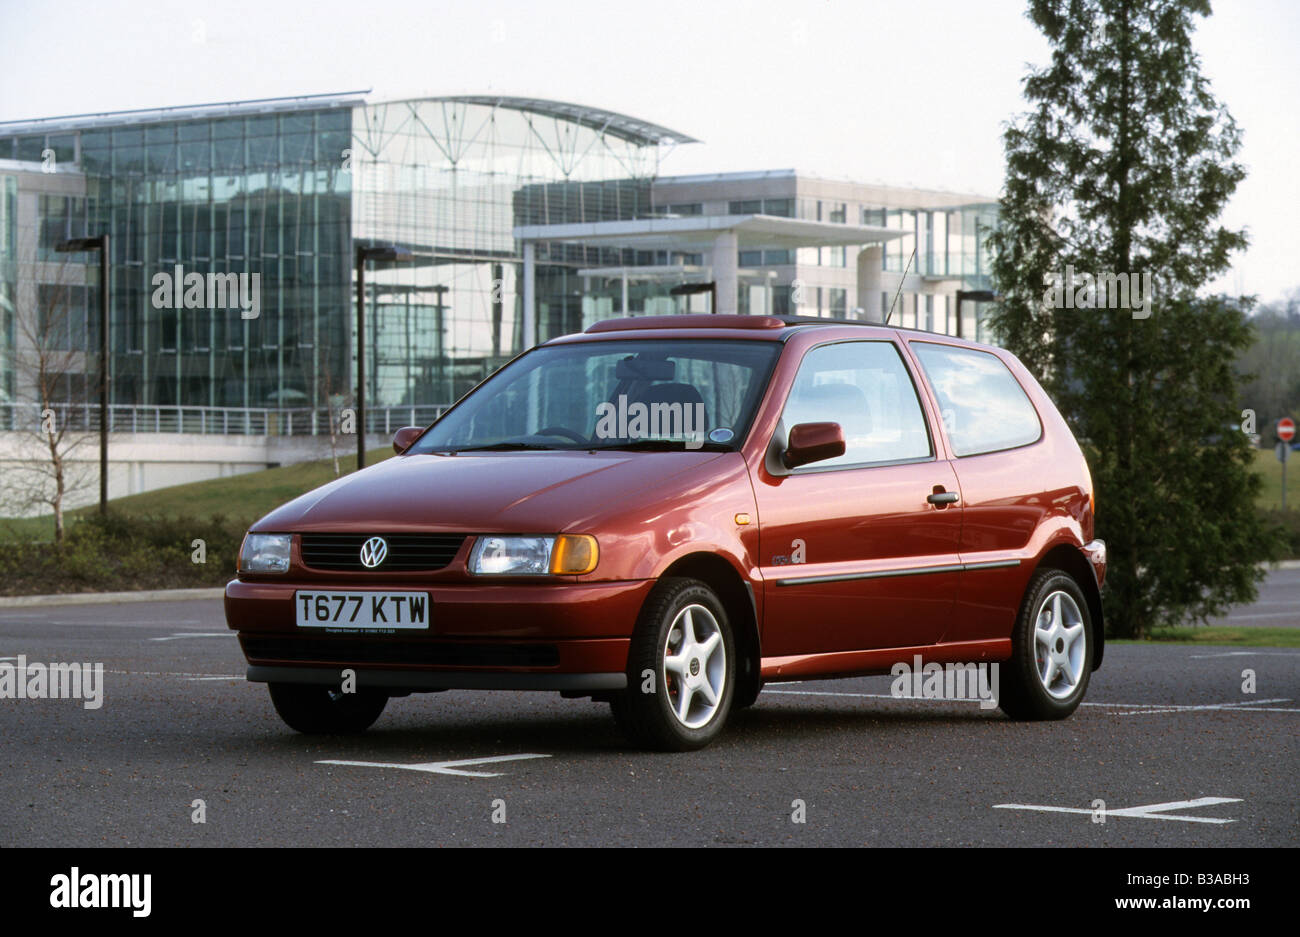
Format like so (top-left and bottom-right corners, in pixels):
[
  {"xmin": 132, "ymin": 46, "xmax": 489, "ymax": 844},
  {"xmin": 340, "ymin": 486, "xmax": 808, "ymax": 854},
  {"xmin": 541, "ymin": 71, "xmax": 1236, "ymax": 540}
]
[{"xmin": 658, "ymin": 552, "xmax": 762, "ymax": 708}]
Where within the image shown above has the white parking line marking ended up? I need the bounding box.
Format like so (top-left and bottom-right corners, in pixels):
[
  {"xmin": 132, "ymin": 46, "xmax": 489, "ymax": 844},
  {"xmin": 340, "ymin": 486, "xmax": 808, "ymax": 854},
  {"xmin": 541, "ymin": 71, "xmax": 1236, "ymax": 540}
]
[
  {"xmin": 764, "ymin": 689, "xmax": 1299, "ymax": 714},
  {"xmin": 1112, "ymin": 698, "xmax": 1291, "ymax": 716},
  {"xmin": 148, "ymin": 632, "xmax": 235, "ymax": 641},
  {"xmin": 317, "ymin": 753, "xmax": 551, "ymax": 778},
  {"xmin": 46, "ymin": 619, "xmax": 204, "ymax": 625},
  {"xmin": 994, "ymin": 797, "xmax": 1242, "ymax": 824},
  {"xmin": 106, "ymin": 670, "xmax": 245, "ymax": 679}
]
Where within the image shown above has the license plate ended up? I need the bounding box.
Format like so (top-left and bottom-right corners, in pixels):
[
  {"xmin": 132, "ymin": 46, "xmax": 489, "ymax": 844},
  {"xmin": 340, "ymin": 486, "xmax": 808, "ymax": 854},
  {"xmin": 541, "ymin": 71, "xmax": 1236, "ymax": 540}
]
[{"xmin": 294, "ymin": 591, "xmax": 430, "ymax": 630}]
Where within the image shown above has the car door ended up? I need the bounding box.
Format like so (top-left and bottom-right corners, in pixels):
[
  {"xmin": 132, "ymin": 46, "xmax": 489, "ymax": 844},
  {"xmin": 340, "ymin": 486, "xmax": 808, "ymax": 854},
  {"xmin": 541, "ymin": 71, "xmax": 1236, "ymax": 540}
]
[
  {"xmin": 908, "ymin": 340, "xmax": 1054, "ymax": 645},
  {"xmin": 752, "ymin": 339, "xmax": 962, "ymax": 657}
]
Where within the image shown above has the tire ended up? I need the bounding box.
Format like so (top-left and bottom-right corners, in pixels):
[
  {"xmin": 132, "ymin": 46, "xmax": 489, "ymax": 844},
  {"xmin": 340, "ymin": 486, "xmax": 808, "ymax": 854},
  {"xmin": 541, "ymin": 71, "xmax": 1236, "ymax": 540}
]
[
  {"xmin": 610, "ymin": 578, "xmax": 735, "ymax": 751},
  {"xmin": 733, "ymin": 679, "xmax": 763, "ymax": 710},
  {"xmin": 268, "ymin": 682, "xmax": 389, "ymax": 734},
  {"xmin": 999, "ymin": 569, "xmax": 1093, "ymax": 721}
]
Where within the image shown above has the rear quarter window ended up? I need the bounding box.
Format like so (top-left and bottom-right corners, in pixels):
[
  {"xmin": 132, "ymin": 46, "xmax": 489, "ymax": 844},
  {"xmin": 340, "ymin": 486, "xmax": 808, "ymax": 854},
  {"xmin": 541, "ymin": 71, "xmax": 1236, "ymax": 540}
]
[{"xmin": 911, "ymin": 343, "xmax": 1042, "ymax": 457}]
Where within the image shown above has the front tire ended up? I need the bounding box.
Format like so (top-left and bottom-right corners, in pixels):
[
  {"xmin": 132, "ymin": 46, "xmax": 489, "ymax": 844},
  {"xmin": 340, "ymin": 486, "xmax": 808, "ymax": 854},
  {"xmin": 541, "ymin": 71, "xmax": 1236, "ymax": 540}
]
[
  {"xmin": 610, "ymin": 578, "xmax": 735, "ymax": 751},
  {"xmin": 268, "ymin": 683, "xmax": 389, "ymax": 734},
  {"xmin": 999, "ymin": 569, "xmax": 1093, "ymax": 720}
]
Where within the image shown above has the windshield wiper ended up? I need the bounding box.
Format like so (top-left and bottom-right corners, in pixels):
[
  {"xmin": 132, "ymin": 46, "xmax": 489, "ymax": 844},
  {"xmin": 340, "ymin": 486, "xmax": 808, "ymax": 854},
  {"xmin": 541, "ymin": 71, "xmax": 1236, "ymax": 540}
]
[
  {"xmin": 449, "ymin": 441, "xmax": 557, "ymax": 452},
  {"xmin": 586, "ymin": 439, "xmax": 730, "ymax": 452}
]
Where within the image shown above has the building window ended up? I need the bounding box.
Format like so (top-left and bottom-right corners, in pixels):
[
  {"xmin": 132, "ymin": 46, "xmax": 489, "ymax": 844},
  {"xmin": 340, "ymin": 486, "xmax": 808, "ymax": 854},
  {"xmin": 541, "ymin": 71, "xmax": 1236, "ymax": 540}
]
[
  {"xmin": 728, "ymin": 199, "xmax": 762, "ymax": 214},
  {"xmin": 762, "ymin": 198, "xmax": 794, "ymax": 217},
  {"xmin": 829, "ymin": 203, "xmax": 846, "ymax": 223},
  {"xmin": 772, "ymin": 284, "xmax": 793, "ymax": 316}
]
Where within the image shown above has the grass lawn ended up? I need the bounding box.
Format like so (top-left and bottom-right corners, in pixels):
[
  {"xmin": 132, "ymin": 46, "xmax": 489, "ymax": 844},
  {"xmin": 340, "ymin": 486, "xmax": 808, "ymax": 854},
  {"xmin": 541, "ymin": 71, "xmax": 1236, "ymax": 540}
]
[
  {"xmin": 1252, "ymin": 446, "xmax": 1300, "ymax": 510},
  {"xmin": 0, "ymin": 447, "xmax": 394, "ymax": 544},
  {"xmin": 1111, "ymin": 626, "xmax": 1300, "ymax": 647}
]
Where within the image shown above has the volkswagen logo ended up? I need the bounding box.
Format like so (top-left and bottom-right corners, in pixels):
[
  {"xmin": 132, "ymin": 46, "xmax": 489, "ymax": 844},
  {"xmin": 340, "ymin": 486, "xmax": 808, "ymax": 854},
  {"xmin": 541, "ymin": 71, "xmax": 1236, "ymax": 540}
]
[{"xmin": 359, "ymin": 536, "xmax": 388, "ymax": 569}]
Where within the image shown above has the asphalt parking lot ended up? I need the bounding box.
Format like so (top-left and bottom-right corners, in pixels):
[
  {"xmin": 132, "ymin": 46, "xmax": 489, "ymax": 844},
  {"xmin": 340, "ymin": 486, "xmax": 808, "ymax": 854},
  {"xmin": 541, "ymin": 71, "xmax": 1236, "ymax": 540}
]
[{"xmin": 0, "ymin": 584, "xmax": 1296, "ymax": 847}]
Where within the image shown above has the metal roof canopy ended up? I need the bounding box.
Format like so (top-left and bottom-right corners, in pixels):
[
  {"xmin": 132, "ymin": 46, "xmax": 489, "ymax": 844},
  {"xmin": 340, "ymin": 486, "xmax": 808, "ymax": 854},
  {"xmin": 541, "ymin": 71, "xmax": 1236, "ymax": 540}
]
[
  {"xmin": 0, "ymin": 92, "xmax": 695, "ymax": 147},
  {"xmin": 514, "ymin": 214, "xmax": 907, "ymax": 252},
  {"xmin": 0, "ymin": 90, "xmax": 371, "ymax": 134},
  {"xmin": 428, "ymin": 95, "xmax": 698, "ymax": 146}
]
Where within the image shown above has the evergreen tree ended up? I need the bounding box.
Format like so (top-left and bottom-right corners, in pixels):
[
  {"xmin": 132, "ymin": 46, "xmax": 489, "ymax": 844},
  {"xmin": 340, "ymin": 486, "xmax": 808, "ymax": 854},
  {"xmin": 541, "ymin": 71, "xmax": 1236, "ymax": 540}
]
[{"xmin": 987, "ymin": 0, "xmax": 1280, "ymax": 637}]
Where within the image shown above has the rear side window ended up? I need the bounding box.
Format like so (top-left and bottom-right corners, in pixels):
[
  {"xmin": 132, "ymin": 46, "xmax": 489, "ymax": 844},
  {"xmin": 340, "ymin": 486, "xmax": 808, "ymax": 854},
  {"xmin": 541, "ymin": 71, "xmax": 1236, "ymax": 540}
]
[
  {"xmin": 781, "ymin": 340, "xmax": 932, "ymax": 468},
  {"xmin": 911, "ymin": 343, "xmax": 1042, "ymax": 457}
]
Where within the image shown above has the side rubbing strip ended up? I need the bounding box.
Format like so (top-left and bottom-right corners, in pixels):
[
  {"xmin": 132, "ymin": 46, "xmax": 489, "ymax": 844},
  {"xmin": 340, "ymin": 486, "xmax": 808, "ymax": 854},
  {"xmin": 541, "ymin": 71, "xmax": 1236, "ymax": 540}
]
[
  {"xmin": 774, "ymin": 558, "xmax": 1020, "ymax": 587},
  {"xmin": 959, "ymin": 560, "xmax": 1022, "ymax": 572}
]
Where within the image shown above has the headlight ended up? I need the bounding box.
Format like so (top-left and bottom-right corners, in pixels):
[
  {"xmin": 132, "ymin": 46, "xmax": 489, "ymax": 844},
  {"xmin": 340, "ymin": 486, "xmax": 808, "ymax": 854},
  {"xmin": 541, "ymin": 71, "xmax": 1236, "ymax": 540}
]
[
  {"xmin": 239, "ymin": 533, "xmax": 292, "ymax": 573},
  {"xmin": 469, "ymin": 534, "xmax": 598, "ymax": 576}
]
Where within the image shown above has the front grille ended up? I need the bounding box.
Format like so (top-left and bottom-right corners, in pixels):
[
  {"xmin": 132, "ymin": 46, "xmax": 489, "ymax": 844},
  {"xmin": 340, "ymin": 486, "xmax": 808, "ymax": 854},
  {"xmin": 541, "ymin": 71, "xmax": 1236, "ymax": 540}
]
[
  {"xmin": 242, "ymin": 635, "xmax": 559, "ymax": 668},
  {"xmin": 299, "ymin": 533, "xmax": 466, "ymax": 572}
]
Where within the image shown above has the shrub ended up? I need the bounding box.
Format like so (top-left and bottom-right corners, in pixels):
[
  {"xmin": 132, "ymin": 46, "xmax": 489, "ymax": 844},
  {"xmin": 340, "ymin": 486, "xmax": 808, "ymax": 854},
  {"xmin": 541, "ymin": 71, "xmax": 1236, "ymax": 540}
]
[{"xmin": 0, "ymin": 511, "xmax": 244, "ymax": 596}]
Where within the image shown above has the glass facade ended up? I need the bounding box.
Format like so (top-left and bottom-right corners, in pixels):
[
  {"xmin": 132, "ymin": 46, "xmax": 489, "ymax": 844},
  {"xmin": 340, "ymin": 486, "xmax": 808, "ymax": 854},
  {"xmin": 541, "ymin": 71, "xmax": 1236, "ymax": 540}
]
[
  {"xmin": 0, "ymin": 95, "xmax": 1001, "ymax": 418},
  {"xmin": 0, "ymin": 96, "xmax": 677, "ymax": 412},
  {"xmin": 882, "ymin": 203, "xmax": 997, "ymax": 279},
  {"xmin": 10, "ymin": 107, "xmax": 356, "ymax": 411},
  {"xmin": 0, "ymin": 174, "xmax": 15, "ymax": 404}
]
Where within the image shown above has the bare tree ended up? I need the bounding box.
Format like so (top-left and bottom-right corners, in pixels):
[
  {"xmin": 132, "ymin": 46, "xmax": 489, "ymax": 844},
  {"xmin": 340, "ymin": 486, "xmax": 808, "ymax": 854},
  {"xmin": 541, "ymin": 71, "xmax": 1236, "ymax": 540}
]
[
  {"xmin": 0, "ymin": 257, "xmax": 97, "ymax": 541},
  {"xmin": 299, "ymin": 339, "xmax": 353, "ymax": 477}
]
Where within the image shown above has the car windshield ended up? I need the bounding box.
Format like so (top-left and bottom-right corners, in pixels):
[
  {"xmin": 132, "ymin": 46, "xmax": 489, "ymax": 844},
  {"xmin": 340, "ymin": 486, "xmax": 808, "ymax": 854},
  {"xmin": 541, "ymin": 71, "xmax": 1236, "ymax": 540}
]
[{"xmin": 409, "ymin": 339, "xmax": 781, "ymax": 454}]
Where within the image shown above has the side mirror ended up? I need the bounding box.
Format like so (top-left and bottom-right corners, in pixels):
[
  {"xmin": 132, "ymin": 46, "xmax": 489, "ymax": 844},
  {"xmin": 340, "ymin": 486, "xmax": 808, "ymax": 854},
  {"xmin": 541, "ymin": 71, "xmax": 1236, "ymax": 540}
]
[
  {"xmin": 783, "ymin": 422, "xmax": 846, "ymax": 469},
  {"xmin": 392, "ymin": 425, "xmax": 424, "ymax": 453}
]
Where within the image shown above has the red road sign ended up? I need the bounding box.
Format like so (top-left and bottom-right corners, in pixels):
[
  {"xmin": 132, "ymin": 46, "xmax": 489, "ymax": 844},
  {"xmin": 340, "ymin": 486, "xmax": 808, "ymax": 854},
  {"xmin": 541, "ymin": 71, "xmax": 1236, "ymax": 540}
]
[{"xmin": 1279, "ymin": 417, "xmax": 1297, "ymax": 442}]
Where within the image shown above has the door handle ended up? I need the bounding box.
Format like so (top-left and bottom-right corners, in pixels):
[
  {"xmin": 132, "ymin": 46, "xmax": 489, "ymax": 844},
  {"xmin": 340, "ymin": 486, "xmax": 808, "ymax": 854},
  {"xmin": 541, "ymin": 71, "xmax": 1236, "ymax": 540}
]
[{"xmin": 927, "ymin": 490, "xmax": 959, "ymax": 505}]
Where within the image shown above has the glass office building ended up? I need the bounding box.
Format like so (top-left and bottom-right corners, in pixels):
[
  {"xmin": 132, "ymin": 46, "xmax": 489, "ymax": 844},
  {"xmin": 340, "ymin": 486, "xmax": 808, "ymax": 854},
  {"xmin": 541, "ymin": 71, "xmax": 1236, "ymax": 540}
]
[
  {"xmin": 0, "ymin": 93, "xmax": 689, "ymax": 413},
  {"xmin": 0, "ymin": 92, "xmax": 997, "ymax": 420}
]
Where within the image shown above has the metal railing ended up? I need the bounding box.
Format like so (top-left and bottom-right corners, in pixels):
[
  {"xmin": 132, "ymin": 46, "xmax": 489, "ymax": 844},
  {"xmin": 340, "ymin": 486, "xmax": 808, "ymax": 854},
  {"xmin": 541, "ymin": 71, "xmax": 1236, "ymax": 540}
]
[{"xmin": 0, "ymin": 402, "xmax": 450, "ymax": 436}]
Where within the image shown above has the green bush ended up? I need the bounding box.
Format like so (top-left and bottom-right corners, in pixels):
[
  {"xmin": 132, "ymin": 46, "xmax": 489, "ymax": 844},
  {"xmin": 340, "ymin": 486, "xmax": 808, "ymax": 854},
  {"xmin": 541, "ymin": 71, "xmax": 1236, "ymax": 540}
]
[
  {"xmin": 0, "ymin": 512, "xmax": 243, "ymax": 596},
  {"xmin": 1260, "ymin": 508, "xmax": 1300, "ymax": 561}
]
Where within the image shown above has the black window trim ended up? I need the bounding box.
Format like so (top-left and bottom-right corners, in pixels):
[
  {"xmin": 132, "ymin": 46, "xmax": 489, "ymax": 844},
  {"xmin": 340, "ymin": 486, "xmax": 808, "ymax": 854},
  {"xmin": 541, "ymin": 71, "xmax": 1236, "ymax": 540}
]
[
  {"xmin": 772, "ymin": 337, "xmax": 938, "ymax": 475},
  {"xmin": 907, "ymin": 339, "xmax": 1045, "ymax": 458}
]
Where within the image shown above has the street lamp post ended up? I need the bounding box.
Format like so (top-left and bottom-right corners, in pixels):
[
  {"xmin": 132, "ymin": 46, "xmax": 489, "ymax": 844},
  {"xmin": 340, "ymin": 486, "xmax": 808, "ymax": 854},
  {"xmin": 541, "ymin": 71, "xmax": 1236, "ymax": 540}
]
[
  {"xmin": 669, "ymin": 281, "xmax": 718, "ymax": 314},
  {"xmin": 953, "ymin": 289, "xmax": 996, "ymax": 339},
  {"xmin": 55, "ymin": 234, "xmax": 110, "ymax": 515},
  {"xmin": 355, "ymin": 245, "xmax": 414, "ymax": 470}
]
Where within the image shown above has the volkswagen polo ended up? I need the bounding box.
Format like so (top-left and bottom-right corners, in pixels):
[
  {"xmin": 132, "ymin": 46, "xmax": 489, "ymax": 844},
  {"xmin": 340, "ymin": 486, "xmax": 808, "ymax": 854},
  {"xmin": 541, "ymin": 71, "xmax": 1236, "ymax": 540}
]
[{"xmin": 226, "ymin": 314, "xmax": 1107, "ymax": 750}]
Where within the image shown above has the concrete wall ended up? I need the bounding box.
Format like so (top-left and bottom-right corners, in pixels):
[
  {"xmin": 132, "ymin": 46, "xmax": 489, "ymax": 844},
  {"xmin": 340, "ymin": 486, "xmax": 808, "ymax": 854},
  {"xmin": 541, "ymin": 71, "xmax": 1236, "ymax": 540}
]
[{"xmin": 0, "ymin": 430, "xmax": 389, "ymax": 515}]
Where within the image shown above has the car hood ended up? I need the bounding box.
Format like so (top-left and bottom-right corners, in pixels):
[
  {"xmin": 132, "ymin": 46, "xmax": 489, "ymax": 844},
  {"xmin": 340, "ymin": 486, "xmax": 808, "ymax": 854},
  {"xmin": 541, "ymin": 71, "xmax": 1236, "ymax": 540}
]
[{"xmin": 252, "ymin": 450, "xmax": 731, "ymax": 534}]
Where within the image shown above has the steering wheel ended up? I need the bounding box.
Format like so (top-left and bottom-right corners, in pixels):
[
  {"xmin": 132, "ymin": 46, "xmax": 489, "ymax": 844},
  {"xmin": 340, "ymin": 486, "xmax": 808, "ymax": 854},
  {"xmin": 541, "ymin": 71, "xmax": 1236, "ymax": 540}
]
[{"xmin": 535, "ymin": 425, "xmax": 588, "ymax": 444}]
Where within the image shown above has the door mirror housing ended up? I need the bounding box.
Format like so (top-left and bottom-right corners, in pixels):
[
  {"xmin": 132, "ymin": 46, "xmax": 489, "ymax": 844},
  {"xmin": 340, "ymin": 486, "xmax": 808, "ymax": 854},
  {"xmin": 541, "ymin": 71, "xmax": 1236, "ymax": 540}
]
[
  {"xmin": 392, "ymin": 425, "xmax": 424, "ymax": 453},
  {"xmin": 783, "ymin": 422, "xmax": 846, "ymax": 469}
]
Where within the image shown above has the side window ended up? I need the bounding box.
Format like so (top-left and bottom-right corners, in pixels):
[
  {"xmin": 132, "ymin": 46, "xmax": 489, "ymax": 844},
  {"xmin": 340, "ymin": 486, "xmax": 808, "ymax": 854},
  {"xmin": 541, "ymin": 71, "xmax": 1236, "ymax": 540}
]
[
  {"xmin": 781, "ymin": 341, "xmax": 932, "ymax": 469},
  {"xmin": 911, "ymin": 343, "xmax": 1042, "ymax": 457}
]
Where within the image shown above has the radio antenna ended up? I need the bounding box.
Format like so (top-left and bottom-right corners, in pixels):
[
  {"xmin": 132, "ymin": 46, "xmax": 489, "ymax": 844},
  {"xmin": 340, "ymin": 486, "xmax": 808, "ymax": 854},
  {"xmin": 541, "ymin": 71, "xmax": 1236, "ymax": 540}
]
[{"xmin": 885, "ymin": 245, "xmax": 917, "ymax": 326}]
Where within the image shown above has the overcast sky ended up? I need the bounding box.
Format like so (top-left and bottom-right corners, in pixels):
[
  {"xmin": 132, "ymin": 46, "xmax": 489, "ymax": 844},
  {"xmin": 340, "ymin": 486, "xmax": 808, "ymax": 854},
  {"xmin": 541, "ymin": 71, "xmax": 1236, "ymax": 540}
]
[{"xmin": 2, "ymin": 0, "xmax": 1295, "ymax": 302}]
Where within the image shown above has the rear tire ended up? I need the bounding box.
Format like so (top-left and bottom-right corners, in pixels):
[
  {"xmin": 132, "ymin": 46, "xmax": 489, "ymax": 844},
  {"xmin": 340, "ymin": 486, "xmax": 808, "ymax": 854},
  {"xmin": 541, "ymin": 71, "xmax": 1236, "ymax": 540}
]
[
  {"xmin": 999, "ymin": 569, "xmax": 1093, "ymax": 721},
  {"xmin": 610, "ymin": 578, "xmax": 735, "ymax": 751},
  {"xmin": 268, "ymin": 683, "xmax": 389, "ymax": 734}
]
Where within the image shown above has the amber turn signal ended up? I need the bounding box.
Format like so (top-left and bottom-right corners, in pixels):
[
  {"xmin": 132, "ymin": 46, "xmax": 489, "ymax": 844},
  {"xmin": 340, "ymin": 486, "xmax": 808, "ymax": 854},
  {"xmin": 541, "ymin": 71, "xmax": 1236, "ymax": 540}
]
[{"xmin": 550, "ymin": 534, "xmax": 599, "ymax": 574}]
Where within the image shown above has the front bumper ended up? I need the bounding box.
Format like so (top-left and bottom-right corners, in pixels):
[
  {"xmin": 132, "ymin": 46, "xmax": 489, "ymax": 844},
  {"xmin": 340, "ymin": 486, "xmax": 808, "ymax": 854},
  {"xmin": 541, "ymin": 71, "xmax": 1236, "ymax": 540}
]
[
  {"xmin": 225, "ymin": 577, "xmax": 652, "ymax": 689},
  {"xmin": 245, "ymin": 665, "xmax": 626, "ymax": 692}
]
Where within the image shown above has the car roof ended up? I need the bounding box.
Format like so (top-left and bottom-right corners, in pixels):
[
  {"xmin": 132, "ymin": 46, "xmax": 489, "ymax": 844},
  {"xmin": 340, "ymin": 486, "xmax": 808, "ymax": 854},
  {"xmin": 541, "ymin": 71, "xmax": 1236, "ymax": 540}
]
[{"xmin": 545, "ymin": 314, "xmax": 1000, "ymax": 353}]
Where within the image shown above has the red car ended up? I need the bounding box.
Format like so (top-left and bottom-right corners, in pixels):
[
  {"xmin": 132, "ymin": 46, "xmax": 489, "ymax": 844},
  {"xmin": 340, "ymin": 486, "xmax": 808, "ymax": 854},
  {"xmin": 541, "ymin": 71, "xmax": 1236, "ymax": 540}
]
[{"xmin": 226, "ymin": 314, "xmax": 1106, "ymax": 750}]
